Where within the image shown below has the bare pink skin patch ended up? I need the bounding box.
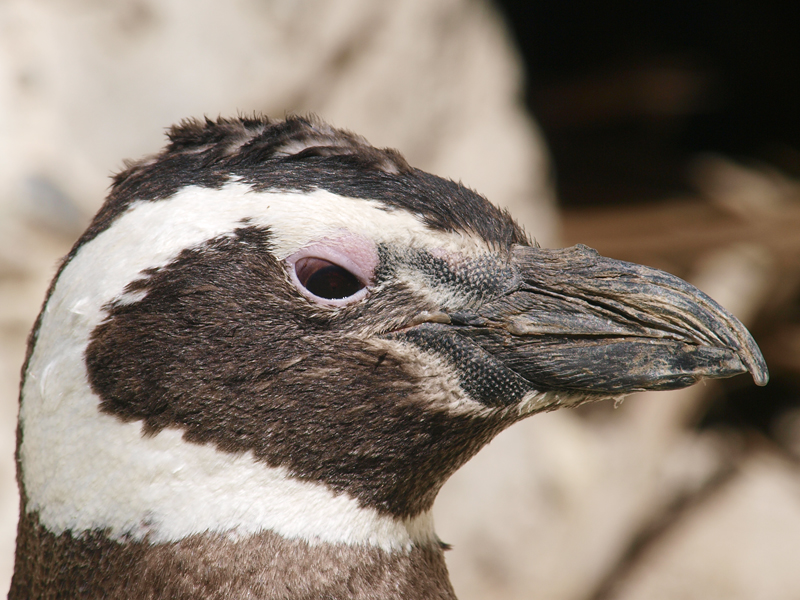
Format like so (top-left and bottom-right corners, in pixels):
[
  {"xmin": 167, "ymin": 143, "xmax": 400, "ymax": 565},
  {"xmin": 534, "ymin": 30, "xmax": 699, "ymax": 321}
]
[{"xmin": 285, "ymin": 233, "xmax": 379, "ymax": 307}]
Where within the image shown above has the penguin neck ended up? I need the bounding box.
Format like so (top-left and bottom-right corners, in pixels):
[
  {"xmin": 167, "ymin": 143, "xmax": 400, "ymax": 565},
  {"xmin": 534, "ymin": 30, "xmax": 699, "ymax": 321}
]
[{"xmin": 10, "ymin": 509, "xmax": 457, "ymax": 600}]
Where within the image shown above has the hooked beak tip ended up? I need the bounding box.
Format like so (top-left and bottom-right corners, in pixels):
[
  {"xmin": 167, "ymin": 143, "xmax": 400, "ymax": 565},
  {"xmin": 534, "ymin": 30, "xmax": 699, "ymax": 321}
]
[{"xmin": 744, "ymin": 352, "xmax": 769, "ymax": 386}]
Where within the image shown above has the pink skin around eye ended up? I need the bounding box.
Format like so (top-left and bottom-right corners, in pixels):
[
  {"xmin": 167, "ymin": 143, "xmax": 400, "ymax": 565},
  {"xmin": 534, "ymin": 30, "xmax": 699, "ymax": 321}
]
[{"xmin": 285, "ymin": 233, "xmax": 378, "ymax": 306}]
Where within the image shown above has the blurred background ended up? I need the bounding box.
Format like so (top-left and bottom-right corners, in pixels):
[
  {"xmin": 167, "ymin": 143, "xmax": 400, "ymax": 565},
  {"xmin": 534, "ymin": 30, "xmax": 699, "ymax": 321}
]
[{"xmin": 1, "ymin": 0, "xmax": 798, "ymax": 598}]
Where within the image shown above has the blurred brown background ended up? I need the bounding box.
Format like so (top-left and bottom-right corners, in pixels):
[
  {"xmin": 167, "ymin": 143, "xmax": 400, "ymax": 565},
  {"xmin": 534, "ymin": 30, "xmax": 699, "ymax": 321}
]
[{"xmin": 1, "ymin": 1, "xmax": 799, "ymax": 598}]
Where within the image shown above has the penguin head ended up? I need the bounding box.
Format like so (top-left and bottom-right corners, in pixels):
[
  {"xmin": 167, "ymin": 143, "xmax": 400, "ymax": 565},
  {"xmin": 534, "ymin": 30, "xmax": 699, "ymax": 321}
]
[{"xmin": 18, "ymin": 116, "xmax": 767, "ymax": 548}]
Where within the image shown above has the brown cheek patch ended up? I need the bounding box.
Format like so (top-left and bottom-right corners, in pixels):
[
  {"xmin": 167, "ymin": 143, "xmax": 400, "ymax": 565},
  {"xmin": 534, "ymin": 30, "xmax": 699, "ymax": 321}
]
[{"xmin": 85, "ymin": 226, "xmax": 505, "ymax": 518}]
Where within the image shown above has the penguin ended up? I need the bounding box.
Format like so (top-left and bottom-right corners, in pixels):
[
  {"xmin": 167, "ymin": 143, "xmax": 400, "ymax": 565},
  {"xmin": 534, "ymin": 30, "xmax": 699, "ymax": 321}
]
[{"xmin": 10, "ymin": 115, "xmax": 768, "ymax": 599}]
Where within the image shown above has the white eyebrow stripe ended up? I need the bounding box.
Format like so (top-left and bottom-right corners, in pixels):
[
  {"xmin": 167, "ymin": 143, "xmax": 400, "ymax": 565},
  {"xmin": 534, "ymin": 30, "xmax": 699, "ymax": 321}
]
[{"xmin": 107, "ymin": 180, "xmax": 491, "ymax": 262}]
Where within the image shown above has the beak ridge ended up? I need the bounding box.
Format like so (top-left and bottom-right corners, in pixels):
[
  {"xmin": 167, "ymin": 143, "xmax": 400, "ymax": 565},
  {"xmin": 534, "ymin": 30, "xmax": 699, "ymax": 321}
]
[{"xmin": 457, "ymin": 244, "xmax": 768, "ymax": 394}]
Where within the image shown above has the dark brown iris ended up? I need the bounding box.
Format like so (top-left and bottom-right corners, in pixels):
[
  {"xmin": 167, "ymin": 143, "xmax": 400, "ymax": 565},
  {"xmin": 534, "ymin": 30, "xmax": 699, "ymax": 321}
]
[{"xmin": 294, "ymin": 257, "xmax": 365, "ymax": 300}]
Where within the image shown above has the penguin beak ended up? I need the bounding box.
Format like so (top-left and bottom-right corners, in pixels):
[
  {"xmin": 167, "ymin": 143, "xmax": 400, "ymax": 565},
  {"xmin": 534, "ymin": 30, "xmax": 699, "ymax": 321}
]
[{"xmin": 443, "ymin": 244, "xmax": 769, "ymax": 395}]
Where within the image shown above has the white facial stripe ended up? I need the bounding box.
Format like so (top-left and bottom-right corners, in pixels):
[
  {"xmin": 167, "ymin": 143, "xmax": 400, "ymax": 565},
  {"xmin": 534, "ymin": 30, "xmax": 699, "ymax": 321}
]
[
  {"xmin": 210, "ymin": 180, "xmax": 487, "ymax": 259},
  {"xmin": 392, "ymin": 266, "xmax": 479, "ymax": 312},
  {"xmin": 22, "ymin": 417, "xmax": 434, "ymax": 549},
  {"xmin": 20, "ymin": 181, "xmax": 485, "ymax": 550},
  {"xmin": 367, "ymin": 338, "xmax": 494, "ymax": 418}
]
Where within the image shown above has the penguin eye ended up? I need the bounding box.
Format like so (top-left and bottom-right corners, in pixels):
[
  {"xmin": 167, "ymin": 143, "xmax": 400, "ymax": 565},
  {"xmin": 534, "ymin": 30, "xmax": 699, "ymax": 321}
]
[
  {"xmin": 286, "ymin": 236, "xmax": 376, "ymax": 306},
  {"xmin": 293, "ymin": 257, "xmax": 366, "ymax": 301}
]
